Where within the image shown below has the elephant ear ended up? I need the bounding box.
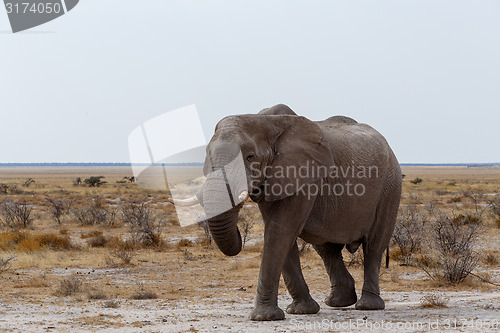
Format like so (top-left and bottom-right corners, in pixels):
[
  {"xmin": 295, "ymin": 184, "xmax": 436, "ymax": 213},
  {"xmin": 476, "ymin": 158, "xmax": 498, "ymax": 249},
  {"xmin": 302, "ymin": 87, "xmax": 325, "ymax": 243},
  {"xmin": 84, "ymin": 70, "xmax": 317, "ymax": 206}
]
[{"xmin": 264, "ymin": 116, "xmax": 334, "ymax": 201}]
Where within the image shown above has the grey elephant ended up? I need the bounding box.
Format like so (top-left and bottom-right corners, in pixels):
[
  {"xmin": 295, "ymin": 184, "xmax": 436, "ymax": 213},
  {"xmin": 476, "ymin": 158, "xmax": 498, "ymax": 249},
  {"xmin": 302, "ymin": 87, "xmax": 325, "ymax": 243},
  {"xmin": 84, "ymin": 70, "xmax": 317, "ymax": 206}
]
[{"xmin": 173, "ymin": 104, "xmax": 401, "ymax": 321}]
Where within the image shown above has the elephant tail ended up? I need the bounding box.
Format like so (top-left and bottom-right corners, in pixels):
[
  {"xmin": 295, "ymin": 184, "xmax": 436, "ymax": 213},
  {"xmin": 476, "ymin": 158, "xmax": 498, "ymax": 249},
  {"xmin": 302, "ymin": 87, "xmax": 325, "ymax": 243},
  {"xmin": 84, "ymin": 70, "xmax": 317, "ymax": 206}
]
[{"xmin": 385, "ymin": 246, "xmax": 390, "ymax": 268}]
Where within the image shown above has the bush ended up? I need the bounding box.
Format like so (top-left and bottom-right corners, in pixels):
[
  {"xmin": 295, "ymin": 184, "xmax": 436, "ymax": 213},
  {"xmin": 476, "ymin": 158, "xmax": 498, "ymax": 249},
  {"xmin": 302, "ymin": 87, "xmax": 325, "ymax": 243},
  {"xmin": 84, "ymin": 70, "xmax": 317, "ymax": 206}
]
[
  {"xmin": 87, "ymin": 234, "xmax": 108, "ymax": 247},
  {"xmin": 490, "ymin": 196, "xmax": 500, "ymax": 227},
  {"xmin": 56, "ymin": 278, "xmax": 82, "ymax": 296},
  {"xmin": 420, "ymin": 212, "xmax": 480, "ymax": 284},
  {"xmin": 420, "ymin": 294, "xmax": 448, "ymax": 308},
  {"xmin": 37, "ymin": 233, "xmax": 72, "ymax": 250},
  {"xmin": 45, "ymin": 197, "xmax": 72, "ymax": 225},
  {"xmin": 0, "ymin": 256, "xmax": 15, "ymax": 274},
  {"xmin": 0, "ymin": 231, "xmax": 72, "ymax": 252},
  {"xmin": 0, "ymin": 184, "xmax": 23, "ymax": 195},
  {"xmin": 72, "ymin": 196, "xmax": 116, "ymax": 226},
  {"xmin": 391, "ymin": 204, "xmax": 426, "ymax": 265},
  {"xmin": 177, "ymin": 238, "xmax": 193, "ymax": 247},
  {"xmin": 109, "ymin": 248, "xmax": 136, "ymax": 265},
  {"xmin": 103, "ymin": 300, "xmax": 120, "ymax": 308},
  {"xmin": 88, "ymin": 291, "xmax": 107, "ymax": 300},
  {"xmin": 409, "ymin": 177, "xmax": 423, "ymax": 185},
  {"xmin": 84, "ymin": 176, "xmax": 106, "ymax": 187},
  {"xmin": 0, "ymin": 200, "xmax": 35, "ymax": 228},
  {"xmin": 198, "ymin": 220, "xmax": 212, "ymax": 247},
  {"xmin": 238, "ymin": 212, "xmax": 256, "ymax": 248},
  {"xmin": 130, "ymin": 285, "xmax": 157, "ymax": 300},
  {"xmin": 120, "ymin": 200, "xmax": 165, "ymax": 247}
]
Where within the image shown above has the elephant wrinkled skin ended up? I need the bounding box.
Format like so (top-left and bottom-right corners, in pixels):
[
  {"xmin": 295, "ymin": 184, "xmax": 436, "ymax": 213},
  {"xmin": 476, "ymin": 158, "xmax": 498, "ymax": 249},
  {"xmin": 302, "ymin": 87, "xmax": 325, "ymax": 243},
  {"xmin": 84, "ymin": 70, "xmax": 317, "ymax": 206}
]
[{"xmin": 194, "ymin": 104, "xmax": 401, "ymax": 321}]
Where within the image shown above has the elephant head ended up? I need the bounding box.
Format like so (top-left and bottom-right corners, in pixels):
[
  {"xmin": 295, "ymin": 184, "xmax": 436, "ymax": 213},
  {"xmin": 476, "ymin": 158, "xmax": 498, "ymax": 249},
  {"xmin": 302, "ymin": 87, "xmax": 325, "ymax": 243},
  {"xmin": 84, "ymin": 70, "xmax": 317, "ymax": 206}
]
[{"xmin": 175, "ymin": 110, "xmax": 334, "ymax": 256}]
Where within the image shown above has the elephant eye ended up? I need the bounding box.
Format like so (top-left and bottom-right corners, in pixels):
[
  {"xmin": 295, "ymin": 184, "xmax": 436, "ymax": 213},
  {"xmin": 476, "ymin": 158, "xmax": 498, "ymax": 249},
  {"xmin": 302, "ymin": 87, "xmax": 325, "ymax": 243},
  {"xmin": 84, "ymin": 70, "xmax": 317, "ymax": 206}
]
[{"xmin": 246, "ymin": 153, "xmax": 255, "ymax": 162}]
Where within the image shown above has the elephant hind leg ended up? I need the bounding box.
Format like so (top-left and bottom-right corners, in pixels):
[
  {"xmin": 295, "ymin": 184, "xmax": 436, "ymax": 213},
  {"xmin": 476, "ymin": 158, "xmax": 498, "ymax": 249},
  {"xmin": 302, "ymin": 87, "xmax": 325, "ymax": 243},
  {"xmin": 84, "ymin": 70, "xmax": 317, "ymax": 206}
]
[
  {"xmin": 313, "ymin": 243, "xmax": 357, "ymax": 307},
  {"xmin": 356, "ymin": 185, "xmax": 400, "ymax": 310}
]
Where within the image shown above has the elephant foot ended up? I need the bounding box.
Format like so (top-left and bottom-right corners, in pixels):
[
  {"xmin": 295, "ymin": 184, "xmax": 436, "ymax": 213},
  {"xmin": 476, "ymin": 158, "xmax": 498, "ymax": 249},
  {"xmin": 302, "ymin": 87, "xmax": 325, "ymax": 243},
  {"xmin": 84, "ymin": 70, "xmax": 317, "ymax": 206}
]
[
  {"xmin": 250, "ymin": 305, "xmax": 285, "ymax": 321},
  {"xmin": 325, "ymin": 288, "xmax": 357, "ymax": 307},
  {"xmin": 355, "ymin": 291, "xmax": 385, "ymax": 310},
  {"xmin": 286, "ymin": 297, "xmax": 320, "ymax": 314}
]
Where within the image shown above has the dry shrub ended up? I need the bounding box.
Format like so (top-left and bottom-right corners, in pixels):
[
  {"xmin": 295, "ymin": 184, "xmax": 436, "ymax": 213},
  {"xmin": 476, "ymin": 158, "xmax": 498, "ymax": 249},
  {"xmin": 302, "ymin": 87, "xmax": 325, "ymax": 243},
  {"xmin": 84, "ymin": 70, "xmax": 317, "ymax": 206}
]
[
  {"xmin": 120, "ymin": 200, "xmax": 166, "ymax": 248},
  {"xmin": 72, "ymin": 196, "xmax": 116, "ymax": 226},
  {"xmin": 177, "ymin": 238, "xmax": 194, "ymax": 248},
  {"xmin": 0, "ymin": 256, "xmax": 15, "ymax": 274},
  {"xmin": 103, "ymin": 300, "xmax": 120, "ymax": 308},
  {"xmin": 56, "ymin": 277, "xmax": 82, "ymax": 296},
  {"xmin": 1, "ymin": 231, "xmax": 72, "ymax": 252},
  {"xmin": 346, "ymin": 250, "xmax": 364, "ymax": 267},
  {"xmin": 0, "ymin": 184, "xmax": 23, "ymax": 195},
  {"xmin": 108, "ymin": 246, "xmax": 136, "ymax": 265},
  {"xmin": 0, "ymin": 200, "xmax": 35, "ymax": 228},
  {"xmin": 88, "ymin": 291, "xmax": 107, "ymax": 300},
  {"xmin": 420, "ymin": 294, "xmax": 448, "ymax": 308},
  {"xmin": 238, "ymin": 211, "xmax": 256, "ymax": 247},
  {"xmin": 45, "ymin": 197, "xmax": 72, "ymax": 225},
  {"xmin": 87, "ymin": 234, "xmax": 108, "ymax": 247},
  {"xmin": 419, "ymin": 212, "xmax": 481, "ymax": 284},
  {"xmin": 37, "ymin": 233, "xmax": 72, "ymax": 250},
  {"xmin": 106, "ymin": 236, "xmax": 135, "ymax": 250},
  {"xmin": 490, "ymin": 196, "xmax": 500, "ymax": 228},
  {"xmin": 447, "ymin": 196, "xmax": 462, "ymax": 203},
  {"xmin": 130, "ymin": 285, "xmax": 157, "ymax": 300},
  {"xmin": 0, "ymin": 231, "xmax": 23, "ymax": 250},
  {"xmin": 80, "ymin": 231, "xmax": 103, "ymax": 239},
  {"xmin": 391, "ymin": 204, "xmax": 426, "ymax": 265},
  {"xmin": 182, "ymin": 248, "xmax": 207, "ymax": 261},
  {"xmin": 198, "ymin": 220, "xmax": 212, "ymax": 247},
  {"xmin": 17, "ymin": 236, "xmax": 42, "ymax": 252}
]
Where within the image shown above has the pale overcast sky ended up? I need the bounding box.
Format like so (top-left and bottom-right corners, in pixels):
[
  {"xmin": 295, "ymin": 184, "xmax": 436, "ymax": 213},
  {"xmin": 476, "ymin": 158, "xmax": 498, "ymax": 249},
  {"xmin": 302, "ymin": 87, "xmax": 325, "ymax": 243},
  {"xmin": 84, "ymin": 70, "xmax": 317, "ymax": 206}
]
[{"xmin": 0, "ymin": 0, "xmax": 499, "ymax": 163}]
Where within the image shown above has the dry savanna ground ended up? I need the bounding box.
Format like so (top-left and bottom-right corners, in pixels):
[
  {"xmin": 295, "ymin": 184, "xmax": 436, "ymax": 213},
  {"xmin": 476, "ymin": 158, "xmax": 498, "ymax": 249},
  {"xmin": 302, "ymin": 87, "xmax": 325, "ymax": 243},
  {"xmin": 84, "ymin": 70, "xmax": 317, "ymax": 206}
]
[{"xmin": 0, "ymin": 166, "xmax": 499, "ymax": 332}]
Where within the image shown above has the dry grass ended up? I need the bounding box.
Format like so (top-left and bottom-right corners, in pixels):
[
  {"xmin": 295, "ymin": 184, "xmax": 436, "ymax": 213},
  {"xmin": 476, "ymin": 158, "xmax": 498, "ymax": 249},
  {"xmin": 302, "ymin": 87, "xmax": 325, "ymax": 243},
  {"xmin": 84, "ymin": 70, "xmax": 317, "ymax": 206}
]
[
  {"xmin": 55, "ymin": 277, "xmax": 83, "ymax": 296},
  {"xmin": 88, "ymin": 291, "xmax": 108, "ymax": 300},
  {"xmin": 0, "ymin": 231, "xmax": 73, "ymax": 252},
  {"xmin": 0, "ymin": 165, "xmax": 498, "ymax": 322},
  {"xmin": 16, "ymin": 274, "xmax": 50, "ymax": 288},
  {"xmin": 130, "ymin": 284, "xmax": 157, "ymax": 300}
]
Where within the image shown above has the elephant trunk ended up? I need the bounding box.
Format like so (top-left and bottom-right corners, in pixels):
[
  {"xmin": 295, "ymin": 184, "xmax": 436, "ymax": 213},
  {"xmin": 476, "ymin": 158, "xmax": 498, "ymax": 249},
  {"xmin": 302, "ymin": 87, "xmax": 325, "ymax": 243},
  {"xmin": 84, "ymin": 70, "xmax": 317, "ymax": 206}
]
[{"xmin": 203, "ymin": 174, "xmax": 242, "ymax": 256}]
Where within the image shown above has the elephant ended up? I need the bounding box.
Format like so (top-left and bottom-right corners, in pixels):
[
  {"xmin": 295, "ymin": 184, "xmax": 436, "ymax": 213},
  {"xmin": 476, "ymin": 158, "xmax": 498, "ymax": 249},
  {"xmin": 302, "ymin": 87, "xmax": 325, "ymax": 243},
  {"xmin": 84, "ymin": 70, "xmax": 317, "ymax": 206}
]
[{"xmin": 173, "ymin": 104, "xmax": 402, "ymax": 321}]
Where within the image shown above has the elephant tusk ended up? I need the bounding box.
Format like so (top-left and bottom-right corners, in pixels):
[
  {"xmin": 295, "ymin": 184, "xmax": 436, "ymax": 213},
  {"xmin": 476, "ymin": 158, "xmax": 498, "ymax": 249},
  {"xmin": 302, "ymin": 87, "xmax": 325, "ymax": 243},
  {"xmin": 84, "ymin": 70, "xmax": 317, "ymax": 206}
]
[
  {"xmin": 168, "ymin": 196, "xmax": 199, "ymax": 207},
  {"xmin": 238, "ymin": 191, "xmax": 249, "ymax": 202}
]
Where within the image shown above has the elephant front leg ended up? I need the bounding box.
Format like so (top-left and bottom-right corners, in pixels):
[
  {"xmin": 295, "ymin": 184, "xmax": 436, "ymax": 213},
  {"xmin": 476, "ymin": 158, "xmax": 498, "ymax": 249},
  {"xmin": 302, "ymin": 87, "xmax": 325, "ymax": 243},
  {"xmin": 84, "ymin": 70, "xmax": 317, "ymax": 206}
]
[
  {"xmin": 250, "ymin": 231, "xmax": 289, "ymax": 321},
  {"xmin": 251, "ymin": 194, "xmax": 317, "ymax": 321},
  {"xmin": 282, "ymin": 242, "xmax": 320, "ymax": 314}
]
